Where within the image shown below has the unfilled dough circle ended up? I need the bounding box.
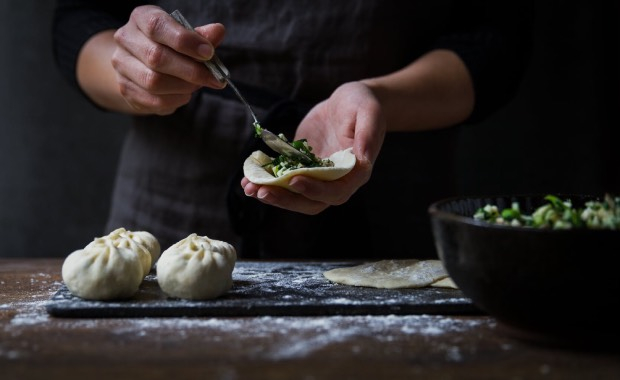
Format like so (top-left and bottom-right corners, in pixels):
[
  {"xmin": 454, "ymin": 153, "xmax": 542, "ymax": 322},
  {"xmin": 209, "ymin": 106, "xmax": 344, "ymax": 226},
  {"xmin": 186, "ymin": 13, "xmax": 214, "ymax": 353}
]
[{"xmin": 323, "ymin": 259, "xmax": 456, "ymax": 289}]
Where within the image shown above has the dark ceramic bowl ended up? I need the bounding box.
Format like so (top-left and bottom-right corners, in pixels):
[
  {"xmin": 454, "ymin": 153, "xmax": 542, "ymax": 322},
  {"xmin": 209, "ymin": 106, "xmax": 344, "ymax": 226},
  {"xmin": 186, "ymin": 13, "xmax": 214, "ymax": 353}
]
[{"xmin": 428, "ymin": 194, "xmax": 620, "ymax": 350}]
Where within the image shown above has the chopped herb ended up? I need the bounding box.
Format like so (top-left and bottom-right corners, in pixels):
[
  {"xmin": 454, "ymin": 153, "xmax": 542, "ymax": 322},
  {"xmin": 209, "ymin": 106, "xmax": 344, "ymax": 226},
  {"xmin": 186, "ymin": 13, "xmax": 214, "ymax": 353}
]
[
  {"xmin": 473, "ymin": 194, "xmax": 620, "ymax": 230},
  {"xmin": 254, "ymin": 124, "xmax": 334, "ymax": 177},
  {"xmin": 253, "ymin": 122, "xmax": 263, "ymax": 138}
]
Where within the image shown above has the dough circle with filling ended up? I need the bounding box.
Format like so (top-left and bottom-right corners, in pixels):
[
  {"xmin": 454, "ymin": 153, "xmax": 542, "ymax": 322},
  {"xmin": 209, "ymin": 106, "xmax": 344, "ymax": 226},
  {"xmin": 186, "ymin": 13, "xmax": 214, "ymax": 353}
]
[{"xmin": 243, "ymin": 148, "xmax": 356, "ymax": 191}]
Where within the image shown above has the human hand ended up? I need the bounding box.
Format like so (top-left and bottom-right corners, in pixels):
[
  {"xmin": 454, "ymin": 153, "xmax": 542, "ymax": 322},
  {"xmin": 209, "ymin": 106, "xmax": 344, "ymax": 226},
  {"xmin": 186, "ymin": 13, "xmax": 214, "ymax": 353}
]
[
  {"xmin": 241, "ymin": 81, "xmax": 386, "ymax": 215},
  {"xmin": 111, "ymin": 5, "xmax": 226, "ymax": 115}
]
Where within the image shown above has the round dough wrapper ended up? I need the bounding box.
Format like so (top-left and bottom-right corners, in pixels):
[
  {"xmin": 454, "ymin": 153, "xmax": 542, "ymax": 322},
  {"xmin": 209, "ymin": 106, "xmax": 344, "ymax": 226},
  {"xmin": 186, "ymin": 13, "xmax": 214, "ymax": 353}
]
[
  {"xmin": 62, "ymin": 239, "xmax": 145, "ymax": 300},
  {"xmin": 243, "ymin": 148, "xmax": 355, "ymax": 191},
  {"xmin": 156, "ymin": 233, "xmax": 237, "ymax": 300},
  {"xmin": 323, "ymin": 259, "xmax": 455, "ymax": 289}
]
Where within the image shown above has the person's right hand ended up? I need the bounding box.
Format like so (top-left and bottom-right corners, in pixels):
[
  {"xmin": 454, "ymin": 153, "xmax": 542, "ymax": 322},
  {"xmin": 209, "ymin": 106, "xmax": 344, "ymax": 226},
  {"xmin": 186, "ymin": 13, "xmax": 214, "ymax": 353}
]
[{"xmin": 111, "ymin": 5, "xmax": 227, "ymax": 115}]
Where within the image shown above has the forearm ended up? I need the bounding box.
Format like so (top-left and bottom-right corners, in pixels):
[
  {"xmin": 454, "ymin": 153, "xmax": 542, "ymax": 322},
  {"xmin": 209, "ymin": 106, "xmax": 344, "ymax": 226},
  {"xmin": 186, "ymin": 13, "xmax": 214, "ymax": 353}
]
[
  {"xmin": 361, "ymin": 49, "xmax": 475, "ymax": 132},
  {"xmin": 76, "ymin": 30, "xmax": 138, "ymax": 114}
]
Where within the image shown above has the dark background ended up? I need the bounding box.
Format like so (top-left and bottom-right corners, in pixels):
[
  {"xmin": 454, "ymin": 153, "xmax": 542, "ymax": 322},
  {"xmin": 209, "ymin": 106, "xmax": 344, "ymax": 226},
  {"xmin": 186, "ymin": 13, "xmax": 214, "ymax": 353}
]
[{"xmin": 1, "ymin": 1, "xmax": 618, "ymax": 258}]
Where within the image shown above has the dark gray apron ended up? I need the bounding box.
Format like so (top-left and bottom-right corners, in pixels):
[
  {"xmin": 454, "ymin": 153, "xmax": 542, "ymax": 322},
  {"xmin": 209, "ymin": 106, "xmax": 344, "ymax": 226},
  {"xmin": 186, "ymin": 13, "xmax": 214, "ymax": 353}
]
[{"xmin": 105, "ymin": 0, "xmax": 458, "ymax": 259}]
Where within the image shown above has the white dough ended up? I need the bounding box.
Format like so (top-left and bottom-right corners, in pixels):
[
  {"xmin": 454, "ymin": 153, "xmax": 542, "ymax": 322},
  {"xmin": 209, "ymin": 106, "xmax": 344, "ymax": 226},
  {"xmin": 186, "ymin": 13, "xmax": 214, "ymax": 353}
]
[
  {"xmin": 61, "ymin": 227, "xmax": 158, "ymax": 300},
  {"xmin": 107, "ymin": 227, "xmax": 160, "ymax": 271},
  {"xmin": 62, "ymin": 238, "xmax": 145, "ymax": 300},
  {"xmin": 91, "ymin": 228, "xmax": 152, "ymax": 277},
  {"xmin": 323, "ymin": 259, "xmax": 457, "ymax": 289},
  {"xmin": 129, "ymin": 230, "xmax": 161, "ymax": 266},
  {"xmin": 429, "ymin": 276, "xmax": 457, "ymax": 289},
  {"xmin": 243, "ymin": 148, "xmax": 356, "ymax": 192},
  {"xmin": 156, "ymin": 233, "xmax": 237, "ymax": 300}
]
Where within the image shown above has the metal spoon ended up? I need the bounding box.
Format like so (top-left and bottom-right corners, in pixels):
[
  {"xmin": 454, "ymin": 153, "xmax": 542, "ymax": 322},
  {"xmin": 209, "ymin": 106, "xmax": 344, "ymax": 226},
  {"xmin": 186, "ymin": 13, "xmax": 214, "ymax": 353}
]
[{"xmin": 170, "ymin": 10, "xmax": 315, "ymax": 164}]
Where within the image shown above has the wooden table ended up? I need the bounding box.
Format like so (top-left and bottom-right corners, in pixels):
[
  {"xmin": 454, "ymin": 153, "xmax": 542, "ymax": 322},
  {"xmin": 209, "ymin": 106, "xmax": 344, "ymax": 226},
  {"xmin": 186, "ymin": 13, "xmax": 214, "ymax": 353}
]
[{"xmin": 1, "ymin": 259, "xmax": 619, "ymax": 380}]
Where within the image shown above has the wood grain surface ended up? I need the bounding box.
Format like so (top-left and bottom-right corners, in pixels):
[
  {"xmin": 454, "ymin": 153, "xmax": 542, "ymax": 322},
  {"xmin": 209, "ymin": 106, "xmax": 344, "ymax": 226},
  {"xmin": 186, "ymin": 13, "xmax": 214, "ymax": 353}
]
[{"xmin": 1, "ymin": 259, "xmax": 619, "ymax": 380}]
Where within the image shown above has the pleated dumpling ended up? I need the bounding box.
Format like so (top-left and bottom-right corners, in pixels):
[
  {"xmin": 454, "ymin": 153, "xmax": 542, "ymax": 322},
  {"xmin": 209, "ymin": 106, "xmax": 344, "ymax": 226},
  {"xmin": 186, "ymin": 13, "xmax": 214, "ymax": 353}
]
[
  {"xmin": 61, "ymin": 228, "xmax": 158, "ymax": 300},
  {"xmin": 128, "ymin": 230, "xmax": 161, "ymax": 267},
  {"xmin": 107, "ymin": 227, "xmax": 159, "ymax": 273},
  {"xmin": 156, "ymin": 233, "xmax": 237, "ymax": 300},
  {"xmin": 61, "ymin": 237, "xmax": 145, "ymax": 300}
]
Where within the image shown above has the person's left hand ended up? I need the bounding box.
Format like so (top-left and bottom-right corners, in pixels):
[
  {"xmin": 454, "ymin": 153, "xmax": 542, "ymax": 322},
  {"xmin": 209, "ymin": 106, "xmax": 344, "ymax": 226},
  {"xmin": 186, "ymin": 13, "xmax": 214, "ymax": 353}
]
[{"xmin": 241, "ymin": 81, "xmax": 386, "ymax": 215}]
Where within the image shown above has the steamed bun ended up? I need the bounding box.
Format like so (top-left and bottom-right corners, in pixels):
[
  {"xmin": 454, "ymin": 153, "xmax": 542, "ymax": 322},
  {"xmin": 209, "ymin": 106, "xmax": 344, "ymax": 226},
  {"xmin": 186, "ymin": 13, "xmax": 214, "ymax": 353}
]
[
  {"xmin": 156, "ymin": 233, "xmax": 237, "ymax": 300},
  {"xmin": 107, "ymin": 227, "xmax": 160, "ymax": 272},
  {"xmin": 61, "ymin": 227, "xmax": 159, "ymax": 300},
  {"xmin": 62, "ymin": 238, "xmax": 145, "ymax": 300}
]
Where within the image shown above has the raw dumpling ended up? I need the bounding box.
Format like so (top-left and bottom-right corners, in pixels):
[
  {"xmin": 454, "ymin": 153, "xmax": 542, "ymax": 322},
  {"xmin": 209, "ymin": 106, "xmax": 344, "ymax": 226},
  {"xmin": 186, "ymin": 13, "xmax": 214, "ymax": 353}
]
[
  {"xmin": 128, "ymin": 230, "xmax": 161, "ymax": 267},
  {"xmin": 62, "ymin": 238, "xmax": 145, "ymax": 300},
  {"xmin": 107, "ymin": 227, "xmax": 160, "ymax": 271},
  {"xmin": 61, "ymin": 228, "xmax": 157, "ymax": 300},
  {"xmin": 156, "ymin": 233, "xmax": 237, "ymax": 300},
  {"xmin": 97, "ymin": 228, "xmax": 153, "ymax": 277}
]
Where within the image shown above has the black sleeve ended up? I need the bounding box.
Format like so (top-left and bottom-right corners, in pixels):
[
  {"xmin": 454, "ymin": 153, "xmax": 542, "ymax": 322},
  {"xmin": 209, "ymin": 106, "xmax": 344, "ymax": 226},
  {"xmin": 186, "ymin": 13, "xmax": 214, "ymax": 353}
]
[
  {"xmin": 433, "ymin": 0, "xmax": 535, "ymax": 123},
  {"xmin": 52, "ymin": 0, "xmax": 145, "ymax": 92}
]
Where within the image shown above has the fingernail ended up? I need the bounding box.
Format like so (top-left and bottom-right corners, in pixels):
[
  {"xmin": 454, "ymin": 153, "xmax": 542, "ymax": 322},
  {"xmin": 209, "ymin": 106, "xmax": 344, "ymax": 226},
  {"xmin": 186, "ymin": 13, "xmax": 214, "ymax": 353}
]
[
  {"xmin": 257, "ymin": 189, "xmax": 268, "ymax": 200},
  {"xmin": 243, "ymin": 187, "xmax": 255, "ymax": 197},
  {"xmin": 198, "ymin": 44, "xmax": 213, "ymax": 59}
]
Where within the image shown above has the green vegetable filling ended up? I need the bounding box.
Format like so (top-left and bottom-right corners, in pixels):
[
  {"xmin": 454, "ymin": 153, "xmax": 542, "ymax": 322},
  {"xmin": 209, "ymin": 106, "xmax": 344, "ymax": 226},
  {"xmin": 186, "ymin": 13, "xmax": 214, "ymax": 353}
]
[
  {"xmin": 254, "ymin": 123, "xmax": 334, "ymax": 177},
  {"xmin": 473, "ymin": 194, "xmax": 620, "ymax": 230}
]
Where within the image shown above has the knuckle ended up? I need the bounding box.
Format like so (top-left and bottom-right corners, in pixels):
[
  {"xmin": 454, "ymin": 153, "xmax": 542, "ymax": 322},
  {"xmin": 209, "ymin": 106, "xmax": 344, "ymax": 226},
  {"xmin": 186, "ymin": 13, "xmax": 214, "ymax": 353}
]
[
  {"xmin": 144, "ymin": 44, "xmax": 165, "ymax": 68},
  {"xmin": 113, "ymin": 28, "xmax": 127, "ymax": 45},
  {"xmin": 142, "ymin": 12, "xmax": 167, "ymax": 38},
  {"xmin": 110, "ymin": 51, "xmax": 124, "ymax": 71},
  {"xmin": 117, "ymin": 81, "xmax": 131, "ymax": 98},
  {"xmin": 139, "ymin": 69, "xmax": 161, "ymax": 91}
]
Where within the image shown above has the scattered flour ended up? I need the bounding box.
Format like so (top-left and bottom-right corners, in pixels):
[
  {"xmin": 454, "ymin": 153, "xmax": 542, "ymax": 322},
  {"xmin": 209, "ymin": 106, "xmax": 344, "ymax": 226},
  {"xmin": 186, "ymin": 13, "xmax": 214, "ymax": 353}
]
[
  {"xmin": 3, "ymin": 299, "xmax": 495, "ymax": 362},
  {"xmin": 102, "ymin": 314, "xmax": 492, "ymax": 360},
  {"xmin": 2, "ymin": 263, "xmax": 496, "ymax": 363}
]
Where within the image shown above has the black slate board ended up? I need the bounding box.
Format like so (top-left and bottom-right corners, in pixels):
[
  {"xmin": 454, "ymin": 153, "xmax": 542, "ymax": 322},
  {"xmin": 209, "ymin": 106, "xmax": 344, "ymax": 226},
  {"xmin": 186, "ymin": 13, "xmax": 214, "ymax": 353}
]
[{"xmin": 46, "ymin": 261, "xmax": 481, "ymax": 318}]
